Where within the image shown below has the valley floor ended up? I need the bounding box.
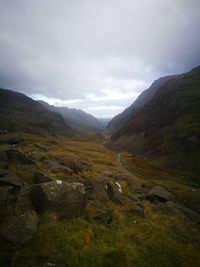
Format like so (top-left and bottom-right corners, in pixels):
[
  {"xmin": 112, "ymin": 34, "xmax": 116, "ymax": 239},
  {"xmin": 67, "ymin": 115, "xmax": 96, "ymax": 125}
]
[{"xmin": 0, "ymin": 132, "xmax": 200, "ymax": 267}]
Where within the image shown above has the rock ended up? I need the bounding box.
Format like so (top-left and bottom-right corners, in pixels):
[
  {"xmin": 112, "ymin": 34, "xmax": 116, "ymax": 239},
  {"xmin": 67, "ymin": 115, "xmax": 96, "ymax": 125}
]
[
  {"xmin": 125, "ymin": 192, "xmax": 143, "ymax": 202},
  {"xmin": 0, "ymin": 161, "xmax": 8, "ymax": 169},
  {"xmin": 166, "ymin": 201, "xmax": 200, "ymax": 223},
  {"xmin": 43, "ymin": 160, "xmax": 73, "ymax": 174},
  {"xmin": 0, "ymin": 170, "xmax": 24, "ymax": 187},
  {"xmin": 33, "ymin": 171, "xmax": 53, "ymax": 184},
  {"xmin": 15, "ymin": 186, "xmax": 34, "ymax": 214},
  {"xmin": 30, "ymin": 152, "xmax": 46, "ymax": 161},
  {"xmin": 5, "ymin": 149, "xmax": 34, "ymax": 165},
  {"xmin": 106, "ymin": 181, "xmax": 124, "ymax": 203},
  {"xmin": 30, "ymin": 181, "xmax": 87, "ymax": 219},
  {"xmin": 92, "ymin": 210, "xmax": 113, "ymax": 224},
  {"xmin": 77, "ymin": 160, "xmax": 91, "ymax": 172},
  {"xmin": 0, "ymin": 186, "xmax": 16, "ymax": 217},
  {"xmin": 84, "ymin": 179, "xmax": 109, "ymax": 203},
  {"xmin": 0, "ymin": 210, "xmax": 39, "ymax": 244},
  {"xmin": 58, "ymin": 157, "xmax": 80, "ymax": 173},
  {"xmin": 0, "ymin": 134, "xmax": 22, "ymax": 145},
  {"xmin": 0, "ymin": 150, "xmax": 8, "ymax": 162},
  {"xmin": 126, "ymin": 204, "xmax": 145, "ymax": 217},
  {"xmin": 146, "ymin": 186, "xmax": 173, "ymax": 203}
]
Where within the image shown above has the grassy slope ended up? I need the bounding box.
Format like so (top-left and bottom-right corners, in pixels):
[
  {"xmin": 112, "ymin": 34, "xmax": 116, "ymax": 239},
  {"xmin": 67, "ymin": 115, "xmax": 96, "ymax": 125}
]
[
  {"xmin": 1, "ymin": 133, "xmax": 200, "ymax": 267},
  {"xmin": 108, "ymin": 67, "xmax": 200, "ymax": 181}
]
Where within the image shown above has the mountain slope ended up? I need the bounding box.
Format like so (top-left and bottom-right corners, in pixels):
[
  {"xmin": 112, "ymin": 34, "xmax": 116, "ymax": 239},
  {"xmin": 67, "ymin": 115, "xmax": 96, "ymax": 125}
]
[
  {"xmin": 106, "ymin": 75, "xmax": 177, "ymax": 135},
  {"xmin": 107, "ymin": 67, "xmax": 200, "ymax": 175},
  {"xmin": 39, "ymin": 101, "xmax": 104, "ymax": 132},
  {"xmin": 0, "ymin": 88, "xmax": 70, "ymax": 135}
]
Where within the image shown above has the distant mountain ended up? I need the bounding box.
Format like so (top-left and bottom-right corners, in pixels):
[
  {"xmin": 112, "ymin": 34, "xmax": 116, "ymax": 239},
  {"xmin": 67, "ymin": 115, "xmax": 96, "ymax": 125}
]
[
  {"xmin": 106, "ymin": 74, "xmax": 177, "ymax": 135},
  {"xmin": 39, "ymin": 101, "xmax": 104, "ymax": 132},
  {"xmin": 0, "ymin": 88, "xmax": 70, "ymax": 135},
  {"xmin": 107, "ymin": 66, "xmax": 200, "ymax": 175}
]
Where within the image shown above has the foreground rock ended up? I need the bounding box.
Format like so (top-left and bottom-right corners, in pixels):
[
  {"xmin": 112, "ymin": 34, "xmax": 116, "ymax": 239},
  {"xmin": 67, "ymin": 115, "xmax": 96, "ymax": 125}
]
[
  {"xmin": 0, "ymin": 210, "xmax": 38, "ymax": 244},
  {"xmin": 5, "ymin": 149, "xmax": 33, "ymax": 165},
  {"xmin": 0, "ymin": 169, "xmax": 24, "ymax": 187},
  {"xmin": 30, "ymin": 181, "xmax": 87, "ymax": 219},
  {"xmin": 0, "ymin": 133, "xmax": 22, "ymax": 145},
  {"xmin": 0, "ymin": 186, "xmax": 16, "ymax": 217},
  {"xmin": 33, "ymin": 171, "xmax": 53, "ymax": 184},
  {"xmin": 146, "ymin": 186, "xmax": 173, "ymax": 203}
]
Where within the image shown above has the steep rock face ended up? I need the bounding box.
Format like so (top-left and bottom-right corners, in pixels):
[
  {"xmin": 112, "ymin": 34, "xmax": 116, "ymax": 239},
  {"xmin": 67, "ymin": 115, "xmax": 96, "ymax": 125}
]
[
  {"xmin": 107, "ymin": 67, "xmax": 200, "ymax": 173},
  {"xmin": 39, "ymin": 101, "xmax": 104, "ymax": 132},
  {"xmin": 106, "ymin": 75, "xmax": 176, "ymax": 135},
  {"xmin": 0, "ymin": 88, "xmax": 70, "ymax": 135}
]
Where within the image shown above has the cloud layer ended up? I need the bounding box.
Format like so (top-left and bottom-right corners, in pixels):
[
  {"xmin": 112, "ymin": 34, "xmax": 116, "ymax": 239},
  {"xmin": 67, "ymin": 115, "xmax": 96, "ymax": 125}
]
[{"xmin": 0, "ymin": 0, "xmax": 200, "ymax": 117}]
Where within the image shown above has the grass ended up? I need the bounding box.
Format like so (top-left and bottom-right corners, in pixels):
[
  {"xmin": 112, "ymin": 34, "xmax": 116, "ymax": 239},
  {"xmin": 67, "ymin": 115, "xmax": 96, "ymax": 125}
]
[{"xmin": 1, "ymin": 132, "xmax": 200, "ymax": 266}]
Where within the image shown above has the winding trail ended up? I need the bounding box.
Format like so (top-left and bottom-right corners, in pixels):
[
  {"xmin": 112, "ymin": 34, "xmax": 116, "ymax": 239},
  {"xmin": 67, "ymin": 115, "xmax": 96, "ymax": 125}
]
[{"xmin": 117, "ymin": 153, "xmax": 134, "ymax": 177}]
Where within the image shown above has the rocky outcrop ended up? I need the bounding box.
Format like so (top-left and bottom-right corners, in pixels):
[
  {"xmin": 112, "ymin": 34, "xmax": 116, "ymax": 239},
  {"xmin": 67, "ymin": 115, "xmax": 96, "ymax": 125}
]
[
  {"xmin": 0, "ymin": 133, "xmax": 22, "ymax": 145},
  {"xmin": 146, "ymin": 186, "xmax": 173, "ymax": 203},
  {"xmin": 106, "ymin": 181, "xmax": 124, "ymax": 203},
  {"xmin": 5, "ymin": 149, "xmax": 34, "ymax": 165},
  {"xmin": 0, "ymin": 169, "xmax": 24, "ymax": 187},
  {"xmin": 0, "ymin": 210, "xmax": 38, "ymax": 244},
  {"xmin": 43, "ymin": 160, "xmax": 73, "ymax": 174},
  {"xmin": 30, "ymin": 181, "xmax": 87, "ymax": 219},
  {"xmin": 0, "ymin": 186, "xmax": 16, "ymax": 217},
  {"xmin": 33, "ymin": 171, "xmax": 53, "ymax": 184}
]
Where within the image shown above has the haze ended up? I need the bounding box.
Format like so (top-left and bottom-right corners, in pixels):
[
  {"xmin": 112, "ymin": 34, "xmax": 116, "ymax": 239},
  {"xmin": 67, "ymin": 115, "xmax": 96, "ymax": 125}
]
[{"xmin": 0, "ymin": 0, "xmax": 200, "ymax": 118}]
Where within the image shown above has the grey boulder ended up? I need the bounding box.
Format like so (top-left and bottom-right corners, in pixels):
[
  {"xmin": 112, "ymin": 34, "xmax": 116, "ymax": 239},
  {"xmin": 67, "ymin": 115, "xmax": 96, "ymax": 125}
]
[
  {"xmin": 146, "ymin": 186, "xmax": 173, "ymax": 203},
  {"xmin": 30, "ymin": 181, "xmax": 87, "ymax": 219},
  {"xmin": 0, "ymin": 210, "xmax": 38, "ymax": 244}
]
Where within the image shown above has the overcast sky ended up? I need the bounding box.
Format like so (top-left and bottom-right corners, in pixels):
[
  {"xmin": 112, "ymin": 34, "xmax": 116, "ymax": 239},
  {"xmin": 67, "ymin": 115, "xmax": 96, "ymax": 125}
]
[{"xmin": 0, "ymin": 0, "xmax": 200, "ymax": 118}]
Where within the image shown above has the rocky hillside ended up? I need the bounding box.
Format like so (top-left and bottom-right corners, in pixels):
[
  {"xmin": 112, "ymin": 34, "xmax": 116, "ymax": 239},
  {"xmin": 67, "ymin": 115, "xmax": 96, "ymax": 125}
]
[
  {"xmin": 0, "ymin": 132, "xmax": 199, "ymax": 266},
  {"xmin": 39, "ymin": 101, "xmax": 104, "ymax": 132},
  {"xmin": 0, "ymin": 88, "xmax": 70, "ymax": 135},
  {"xmin": 107, "ymin": 67, "xmax": 200, "ymax": 176}
]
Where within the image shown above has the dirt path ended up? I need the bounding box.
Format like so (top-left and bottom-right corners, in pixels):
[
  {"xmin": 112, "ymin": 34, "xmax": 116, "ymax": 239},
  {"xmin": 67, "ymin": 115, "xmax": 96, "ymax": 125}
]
[{"xmin": 117, "ymin": 153, "xmax": 134, "ymax": 176}]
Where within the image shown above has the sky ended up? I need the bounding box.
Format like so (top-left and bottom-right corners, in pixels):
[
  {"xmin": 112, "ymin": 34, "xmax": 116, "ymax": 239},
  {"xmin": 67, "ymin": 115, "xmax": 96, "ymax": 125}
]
[{"xmin": 0, "ymin": 0, "xmax": 200, "ymax": 118}]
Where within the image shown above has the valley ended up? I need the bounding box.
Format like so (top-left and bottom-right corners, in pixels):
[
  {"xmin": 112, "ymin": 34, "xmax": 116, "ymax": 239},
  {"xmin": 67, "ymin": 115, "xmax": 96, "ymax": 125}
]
[{"xmin": 0, "ymin": 131, "xmax": 200, "ymax": 267}]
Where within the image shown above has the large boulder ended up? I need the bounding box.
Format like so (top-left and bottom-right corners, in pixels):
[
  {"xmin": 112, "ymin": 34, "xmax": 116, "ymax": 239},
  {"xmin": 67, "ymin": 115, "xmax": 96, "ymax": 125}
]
[
  {"xmin": 15, "ymin": 186, "xmax": 34, "ymax": 214},
  {"xmin": 0, "ymin": 186, "xmax": 16, "ymax": 217},
  {"xmin": 146, "ymin": 186, "xmax": 173, "ymax": 203},
  {"xmin": 43, "ymin": 160, "xmax": 73, "ymax": 174},
  {"xmin": 84, "ymin": 179, "xmax": 109, "ymax": 203},
  {"xmin": 0, "ymin": 169, "xmax": 24, "ymax": 187},
  {"xmin": 0, "ymin": 134, "xmax": 22, "ymax": 145},
  {"xmin": 5, "ymin": 149, "xmax": 33, "ymax": 165},
  {"xmin": 30, "ymin": 181, "xmax": 87, "ymax": 219},
  {"xmin": 0, "ymin": 210, "xmax": 38, "ymax": 244},
  {"xmin": 32, "ymin": 171, "xmax": 53, "ymax": 184},
  {"xmin": 58, "ymin": 157, "xmax": 81, "ymax": 173},
  {"xmin": 106, "ymin": 181, "xmax": 124, "ymax": 203}
]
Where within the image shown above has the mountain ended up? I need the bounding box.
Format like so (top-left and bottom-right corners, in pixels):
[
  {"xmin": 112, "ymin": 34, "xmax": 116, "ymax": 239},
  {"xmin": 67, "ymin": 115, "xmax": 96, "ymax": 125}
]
[
  {"xmin": 0, "ymin": 88, "xmax": 70, "ymax": 135},
  {"xmin": 39, "ymin": 101, "xmax": 104, "ymax": 132},
  {"xmin": 106, "ymin": 74, "xmax": 177, "ymax": 135},
  {"xmin": 107, "ymin": 66, "xmax": 200, "ymax": 175}
]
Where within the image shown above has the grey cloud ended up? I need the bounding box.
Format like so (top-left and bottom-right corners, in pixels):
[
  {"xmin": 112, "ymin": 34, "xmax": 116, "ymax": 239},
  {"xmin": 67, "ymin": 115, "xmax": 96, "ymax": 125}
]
[{"xmin": 0, "ymin": 0, "xmax": 200, "ymax": 117}]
